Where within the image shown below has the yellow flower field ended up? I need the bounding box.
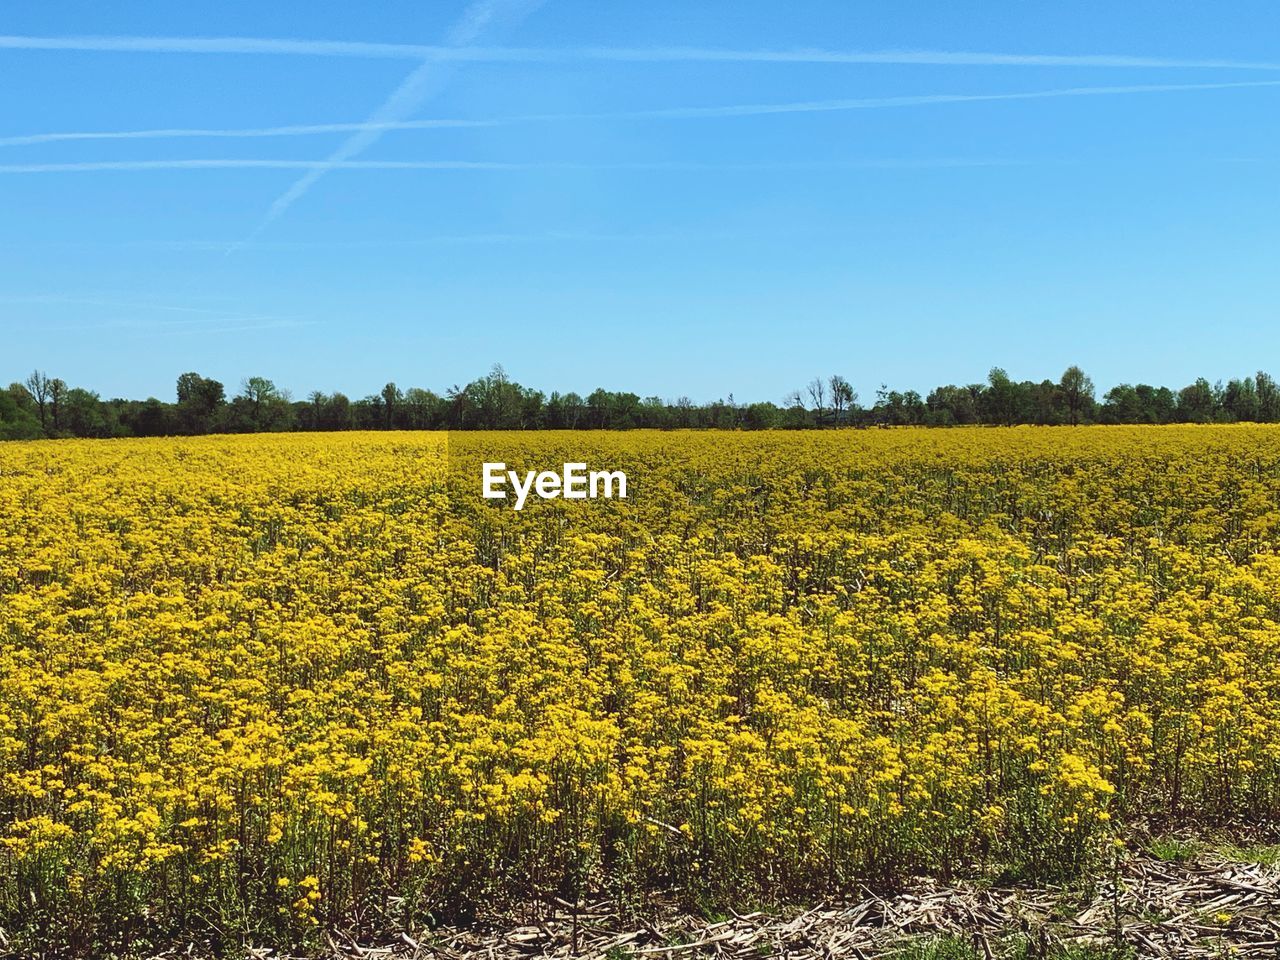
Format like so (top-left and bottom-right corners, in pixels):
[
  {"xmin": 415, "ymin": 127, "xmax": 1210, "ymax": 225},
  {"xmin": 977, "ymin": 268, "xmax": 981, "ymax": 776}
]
[{"xmin": 3, "ymin": 427, "xmax": 1280, "ymax": 950}]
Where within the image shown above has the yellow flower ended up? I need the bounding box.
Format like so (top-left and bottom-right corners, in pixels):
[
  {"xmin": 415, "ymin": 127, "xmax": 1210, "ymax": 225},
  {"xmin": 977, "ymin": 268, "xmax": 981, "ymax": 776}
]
[{"xmin": 3, "ymin": 427, "xmax": 1280, "ymax": 940}]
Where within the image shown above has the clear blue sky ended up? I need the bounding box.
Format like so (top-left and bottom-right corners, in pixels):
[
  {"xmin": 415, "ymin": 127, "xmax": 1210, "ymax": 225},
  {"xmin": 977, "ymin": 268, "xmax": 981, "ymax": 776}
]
[{"xmin": 3, "ymin": 1, "xmax": 1279, "ymax": 404}]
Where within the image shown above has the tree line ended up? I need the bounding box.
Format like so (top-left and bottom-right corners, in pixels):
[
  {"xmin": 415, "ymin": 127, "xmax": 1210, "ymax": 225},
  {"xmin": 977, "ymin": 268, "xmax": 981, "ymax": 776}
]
[{"xmin": 2, "ymin": 364, "xmax": 1279, "ymax": 440}]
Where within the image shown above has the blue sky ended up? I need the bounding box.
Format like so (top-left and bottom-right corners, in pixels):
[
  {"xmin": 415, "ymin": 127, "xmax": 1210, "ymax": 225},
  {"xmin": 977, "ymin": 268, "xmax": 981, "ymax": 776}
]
[{"xmin": 2, "ymin": 1, "xmax": 1279, "ymax": 404}]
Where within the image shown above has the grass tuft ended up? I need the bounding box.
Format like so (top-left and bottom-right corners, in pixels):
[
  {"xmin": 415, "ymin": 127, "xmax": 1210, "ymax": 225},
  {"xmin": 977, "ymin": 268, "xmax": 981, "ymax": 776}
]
[
  {"xmin": 890, "ymin": 936, "xmax": 981, "ymax": 960},
  {"xmin": 1147, "ymin": 837, "xmax": 1201, "ymax": 863},
  {"xmin": 1213, "ymin": 842, "xmax": 1280, "ymax": 867}
]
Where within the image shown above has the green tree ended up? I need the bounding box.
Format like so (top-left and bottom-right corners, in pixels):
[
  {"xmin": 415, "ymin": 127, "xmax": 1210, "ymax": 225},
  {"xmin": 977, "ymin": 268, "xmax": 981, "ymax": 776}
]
[
  {"xmin": 1257, "ymin": 371, "xmax": 1280, "ymax": 421},
  {"xmin": 0, "ymin": 383, "xmax": 43, "ymax": 439},
  {"xmin": 381, "ymin": 382, "xmax": 402, "ymax": 429},
  {"xmin": 1177, "ymin": 378, "xmax": 1217, "ymax": 422},
  {"xmin": 403, "ymin": 387, "xmax": 441, "ymax": 429},
  {"xmin": 1058, "ymin": 365, "xmax": 1095, "ymax": 425},
  {"xmin": 235, "ymin": 376, "xmax": 292, "ymax": 431},
  {"xmin": 47, "ymin": 378, "xmax": 67, "ymax": 434},
  {"xmin": 319, "ymin": 392, "xmax": 353, "ymax": 430},
  {"xmin": 62, "ymin": 388, "xmax": 118, "ymax": 438},
  {"xmin": 983, "ymin": 368, "xmax": 1018, "ymax": 425},
  {"xmin": 175, "ymin": 372, "xmax": 225, "ymax": 434},
  {"xmin": 1222, "ymin": 376, "xmax": 1259, "ymax": 422}
]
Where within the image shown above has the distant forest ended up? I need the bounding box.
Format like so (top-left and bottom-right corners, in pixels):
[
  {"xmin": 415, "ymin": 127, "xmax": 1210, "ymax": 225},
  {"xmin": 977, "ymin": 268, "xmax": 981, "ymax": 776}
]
[{"xmin": 2, "ymin": 364, "xmax": 1279, "ymax": 440}]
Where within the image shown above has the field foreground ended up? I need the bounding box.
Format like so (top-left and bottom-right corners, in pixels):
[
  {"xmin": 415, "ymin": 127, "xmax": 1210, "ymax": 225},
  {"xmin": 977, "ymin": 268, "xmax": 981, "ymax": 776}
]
[
  {"xmin": 3, "ymin": 427, "xmax": 1280, "ymax": 955},
  {"xmin": 308, "ymin": 849, "xmax": 1280, "ymax": 960}
]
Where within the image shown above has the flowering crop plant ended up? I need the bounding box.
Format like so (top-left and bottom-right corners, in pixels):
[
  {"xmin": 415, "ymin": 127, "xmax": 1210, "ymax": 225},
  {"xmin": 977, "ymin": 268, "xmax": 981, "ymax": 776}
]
[{"xmin": 3, "ymin": 427, "xmax": 1280, "ymax": 952}]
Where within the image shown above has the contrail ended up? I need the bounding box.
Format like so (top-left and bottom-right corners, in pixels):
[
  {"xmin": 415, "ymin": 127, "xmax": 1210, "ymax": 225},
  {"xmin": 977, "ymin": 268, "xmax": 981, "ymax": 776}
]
[
  {"xmin": 5, "ymin": 78, "xmax": 1278, "ymax": 148},
  {"xmin": 2, "ymin": 229, "xmax": 753, "ymax": 250},
  {"xmin": 0, "ymin": 159, "xmax": 530, "ymax": 172},
  {"xmin": 2, "ymin": 34, "xmax": 1280, "ymax": 70},
  {"xmin": 0, "ymin": 158, "xmax": 1031, "ymax": 174},
  {"xmin": 641, "ymin": 78, "xmax": 1280, "ymax": 116},
  {"xmin": 0, "ymin": 118, "xmax": 499, "ymax": 147},
  {"xmin": 237, "ymin": 0, "xmax": 545, "ymax": 247}
]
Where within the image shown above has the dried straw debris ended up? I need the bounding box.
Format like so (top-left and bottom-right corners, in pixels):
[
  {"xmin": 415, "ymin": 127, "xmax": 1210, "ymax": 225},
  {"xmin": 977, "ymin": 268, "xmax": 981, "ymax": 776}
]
[{"xmin": 152, "ymin": 853, "xmax": 1280, "ymax": 960}]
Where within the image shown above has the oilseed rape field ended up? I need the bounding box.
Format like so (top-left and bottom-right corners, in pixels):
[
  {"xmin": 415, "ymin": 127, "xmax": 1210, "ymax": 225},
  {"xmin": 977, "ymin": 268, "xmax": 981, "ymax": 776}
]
[{"xmin": 3, "ymin": 428, "xmax": 1280, "ymax": 953}]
